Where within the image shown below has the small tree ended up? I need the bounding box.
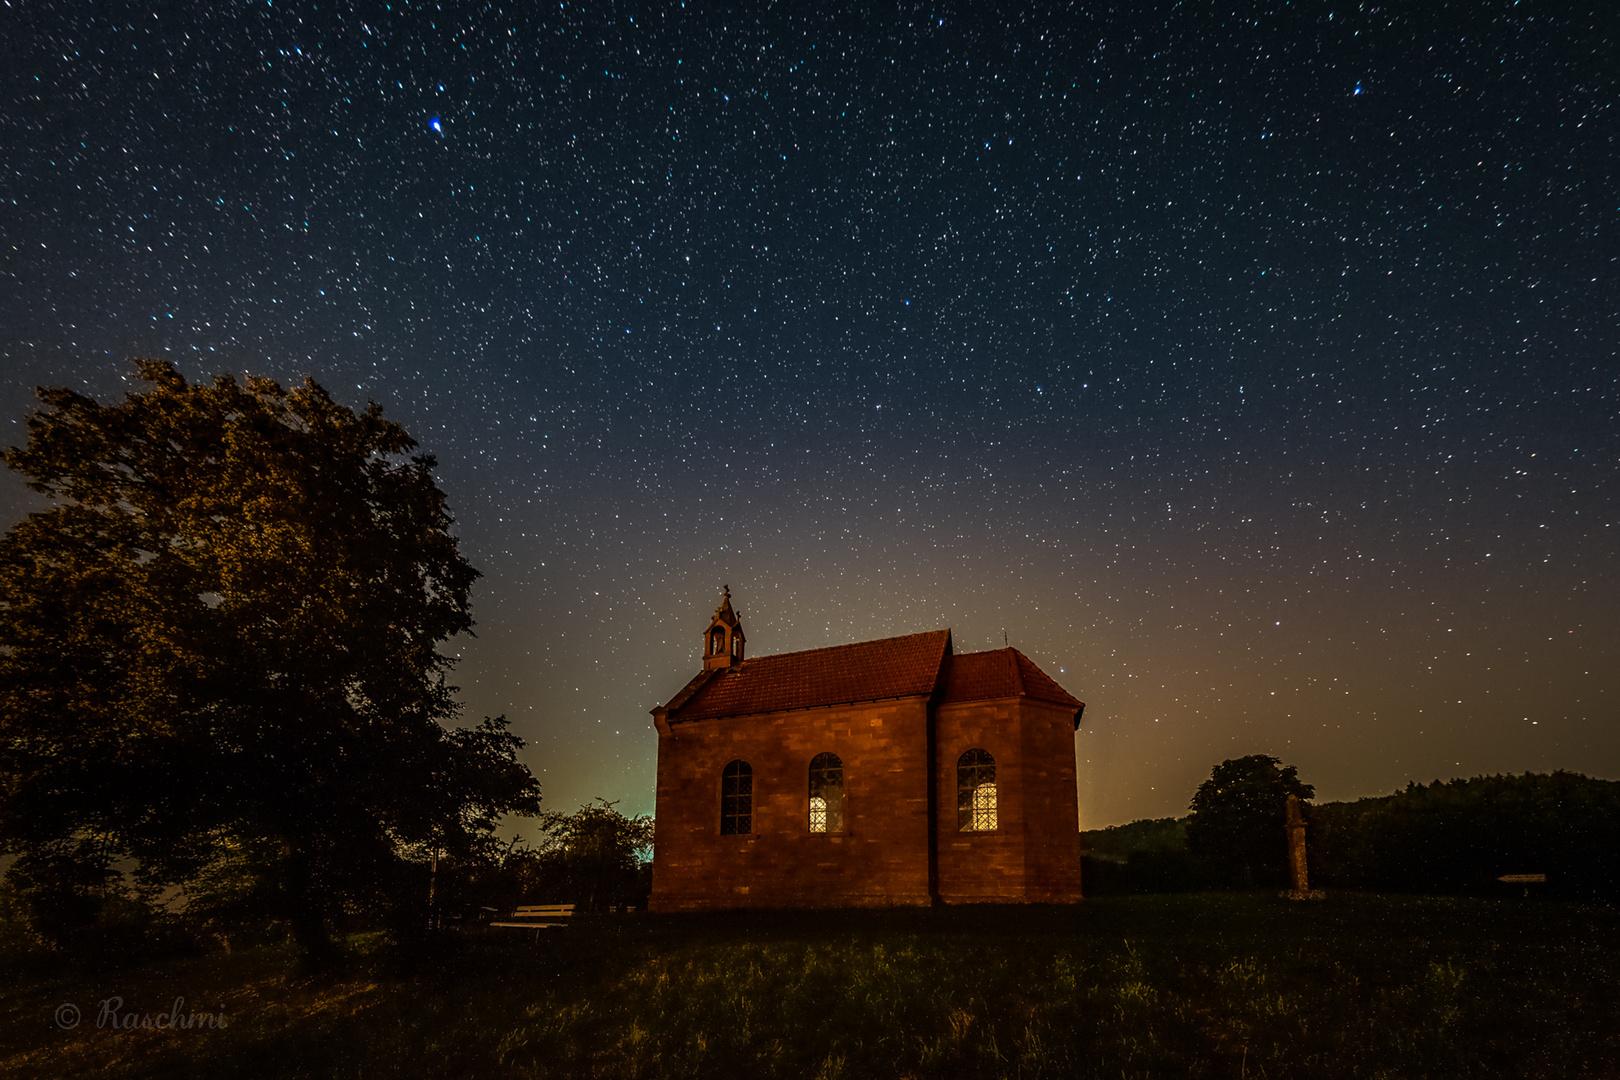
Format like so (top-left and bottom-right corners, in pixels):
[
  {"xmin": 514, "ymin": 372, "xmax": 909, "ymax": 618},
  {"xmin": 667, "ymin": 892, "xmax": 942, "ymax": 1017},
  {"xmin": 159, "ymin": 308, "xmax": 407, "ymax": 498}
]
[
  {"xmin": 1185, "ymin": 755, "xmax": 1314, "ymax": 889},
  {"xmin": 530, "ymin": 800, "xmax": 654, "ymax": 913},
  {"xmin": 0, "ymin": 360, "xmax": 541, "ymax": 959}
]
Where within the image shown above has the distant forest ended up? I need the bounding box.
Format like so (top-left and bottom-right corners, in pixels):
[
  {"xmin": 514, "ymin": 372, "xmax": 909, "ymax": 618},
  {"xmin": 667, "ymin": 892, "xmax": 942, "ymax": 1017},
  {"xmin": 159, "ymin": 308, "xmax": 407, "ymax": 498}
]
[{"xmin": 1082, "ymin": 771, "xmax": 1620, "ymax": 902}]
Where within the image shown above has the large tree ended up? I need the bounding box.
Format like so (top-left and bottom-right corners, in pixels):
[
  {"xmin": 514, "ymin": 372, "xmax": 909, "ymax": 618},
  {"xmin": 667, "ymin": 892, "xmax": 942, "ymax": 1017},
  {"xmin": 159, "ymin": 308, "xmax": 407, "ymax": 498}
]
[
  {"xmin": 0, "ymin": 359, "xmax": 539, "ymax": 957},
  {"xmin": 1185, "ymin": 755, "xmax": 1314, "ymax": 889}
]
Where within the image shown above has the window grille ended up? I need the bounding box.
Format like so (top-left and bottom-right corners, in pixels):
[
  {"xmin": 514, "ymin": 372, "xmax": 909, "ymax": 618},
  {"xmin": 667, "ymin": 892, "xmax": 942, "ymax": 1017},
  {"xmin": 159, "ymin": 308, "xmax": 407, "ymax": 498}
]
[
  {"xmin": 808, "ymin": 752, "xmax": 844, "ymax": 833},
  {"xmin": 956, "ymin": 749, "xmax": 997, "ymax": 832},
  {"xmin": 721, "ymin": 760, "xmax": 752, "ymax": 834}
]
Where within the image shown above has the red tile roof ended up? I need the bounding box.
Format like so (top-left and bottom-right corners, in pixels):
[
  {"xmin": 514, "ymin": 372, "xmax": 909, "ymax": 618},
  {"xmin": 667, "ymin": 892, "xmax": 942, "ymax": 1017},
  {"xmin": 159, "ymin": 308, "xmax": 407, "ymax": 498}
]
[
  {"xmin": 1012, "ymin": 650, "xmax": 1086, "ymax": 712},
  {"xmin": 666, "ymin": 629, "xmax": 952, "ymax": 722},
  {"xmin": 940, "ymin": 648, "xmax": 1020, "ymax": 703},
  {"xmin": 941, "ymin": 648, "xmax": 1085, "ymax": 712},
  {"xmin": 660, "ymin": 630, "xmax": 1085, "ymax": 725}
]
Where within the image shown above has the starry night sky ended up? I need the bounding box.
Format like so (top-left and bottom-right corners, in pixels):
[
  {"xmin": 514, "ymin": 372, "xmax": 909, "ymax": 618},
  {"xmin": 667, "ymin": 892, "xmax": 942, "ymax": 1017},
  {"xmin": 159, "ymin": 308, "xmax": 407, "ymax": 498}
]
[{"xmin": 3, "ymin": 1, "xmax": 1615, "ymax": 828}]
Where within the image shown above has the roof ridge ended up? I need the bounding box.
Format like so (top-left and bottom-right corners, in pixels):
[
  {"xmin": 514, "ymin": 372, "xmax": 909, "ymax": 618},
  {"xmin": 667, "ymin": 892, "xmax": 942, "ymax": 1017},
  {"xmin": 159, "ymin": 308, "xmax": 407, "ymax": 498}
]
[{"xmin": 734, "ymin": 628, "xmax": 950, "ymax": 665}]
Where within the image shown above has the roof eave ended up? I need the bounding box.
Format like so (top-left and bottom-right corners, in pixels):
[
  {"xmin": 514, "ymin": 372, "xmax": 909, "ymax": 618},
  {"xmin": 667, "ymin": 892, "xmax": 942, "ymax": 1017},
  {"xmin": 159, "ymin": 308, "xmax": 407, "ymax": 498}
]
[{"xmin": 657, "ymin": 669, "xmax": 718, "ymax": 718}]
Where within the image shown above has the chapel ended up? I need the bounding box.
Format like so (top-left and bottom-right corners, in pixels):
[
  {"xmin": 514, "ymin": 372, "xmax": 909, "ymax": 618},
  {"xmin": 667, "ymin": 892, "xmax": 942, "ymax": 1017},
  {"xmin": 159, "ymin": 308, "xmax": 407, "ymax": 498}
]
[{"xmin": 649, "ymin": 588, "xmax": 1086, "ymax": 911}]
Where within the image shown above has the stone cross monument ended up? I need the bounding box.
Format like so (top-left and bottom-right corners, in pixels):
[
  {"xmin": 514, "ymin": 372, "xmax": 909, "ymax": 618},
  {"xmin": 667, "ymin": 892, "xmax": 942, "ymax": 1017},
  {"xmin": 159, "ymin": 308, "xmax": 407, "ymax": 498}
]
[{"xmin": 1285, "ymin": 793, "xmax": 1311, "ymax": 898}]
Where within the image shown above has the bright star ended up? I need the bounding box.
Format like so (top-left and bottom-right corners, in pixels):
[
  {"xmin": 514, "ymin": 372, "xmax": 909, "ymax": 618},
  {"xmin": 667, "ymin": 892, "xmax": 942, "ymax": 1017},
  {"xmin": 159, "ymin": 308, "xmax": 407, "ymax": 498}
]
[{"xmin": 430, "ymin": 117, "xmax": 443, "ymax": 132}]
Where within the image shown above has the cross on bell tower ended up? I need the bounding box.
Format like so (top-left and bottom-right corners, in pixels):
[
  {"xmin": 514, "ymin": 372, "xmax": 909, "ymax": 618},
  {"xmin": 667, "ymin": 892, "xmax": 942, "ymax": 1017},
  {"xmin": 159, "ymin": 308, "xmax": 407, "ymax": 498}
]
[{"xmin": 703, "ymin": 585, "xmax": 746, "ymax": 671}]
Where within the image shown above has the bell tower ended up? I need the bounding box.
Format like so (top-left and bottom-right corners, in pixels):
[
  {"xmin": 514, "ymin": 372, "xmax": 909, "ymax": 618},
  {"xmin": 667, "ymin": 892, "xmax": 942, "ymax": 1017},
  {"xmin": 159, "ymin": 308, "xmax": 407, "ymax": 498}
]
[{"xmin": 703, "ymin": 585, "xmax": 746, "ymax": 671}]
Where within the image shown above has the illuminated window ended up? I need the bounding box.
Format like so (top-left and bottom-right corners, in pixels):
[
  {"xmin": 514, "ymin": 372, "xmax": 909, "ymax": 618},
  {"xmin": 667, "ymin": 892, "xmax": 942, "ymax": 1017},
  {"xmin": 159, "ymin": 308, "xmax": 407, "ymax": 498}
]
[
  {"xmin": 808, "ymin": 752, "xmax": 844, "ymax": 833},
  {"xmin": 957, "ymin": 749, "xmax": 997, "ymax": 832},
  {"xmin": 721, "ymin": 760, "xmax": 752, "ymax": 834}
]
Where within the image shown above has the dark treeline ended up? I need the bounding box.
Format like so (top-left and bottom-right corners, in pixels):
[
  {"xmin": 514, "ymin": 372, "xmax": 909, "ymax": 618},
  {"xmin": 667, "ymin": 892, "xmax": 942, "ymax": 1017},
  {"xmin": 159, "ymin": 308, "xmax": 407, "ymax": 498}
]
[
  {"xmin": 1084, "ymin": 771, "xmax": 1620, "ymax": 902},
  {"xmin": 0, "ymin": 800, "xmax": 652, "ymax": 970}
]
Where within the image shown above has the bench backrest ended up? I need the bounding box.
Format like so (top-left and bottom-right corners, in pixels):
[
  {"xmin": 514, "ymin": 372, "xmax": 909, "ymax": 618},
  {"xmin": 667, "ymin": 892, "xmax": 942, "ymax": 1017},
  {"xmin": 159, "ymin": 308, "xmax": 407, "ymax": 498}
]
[{"xmin": 512, "ymin": 904, "xmax": 574, "ymax": 917}]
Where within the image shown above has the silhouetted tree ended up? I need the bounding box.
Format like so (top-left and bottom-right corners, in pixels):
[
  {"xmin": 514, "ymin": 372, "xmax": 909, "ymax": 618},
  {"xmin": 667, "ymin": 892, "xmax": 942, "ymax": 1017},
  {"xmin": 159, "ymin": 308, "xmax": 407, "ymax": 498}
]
[
  {"xmin": 0, "ymin": 359, "xmax": 541, "ymax": 960},
  {"xmin": 1185, "ymin": 755, "xmax": 1313, "ymax": 888},
  {"xmin": 1310, "ymin": 771, "xmax": 1620, "ymax": 900},
  {"xmin": 529, "ymin": 800, "xmax": 654, "ymax": 912}
]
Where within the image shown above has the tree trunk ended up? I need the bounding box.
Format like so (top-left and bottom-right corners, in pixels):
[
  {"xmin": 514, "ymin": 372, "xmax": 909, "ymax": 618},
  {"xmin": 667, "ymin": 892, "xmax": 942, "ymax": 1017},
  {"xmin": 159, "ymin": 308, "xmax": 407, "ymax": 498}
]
[{"xmin": 283, "ymin": 845, "xmax": 338, "ymax": 965}]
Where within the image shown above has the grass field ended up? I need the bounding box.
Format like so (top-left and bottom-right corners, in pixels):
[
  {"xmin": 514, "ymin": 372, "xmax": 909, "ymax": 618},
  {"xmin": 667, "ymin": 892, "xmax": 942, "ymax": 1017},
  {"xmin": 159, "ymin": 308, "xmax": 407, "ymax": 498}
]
[{"xmin": 3, "ymin": 892, "xmax": 1616, "ymax": 1079}]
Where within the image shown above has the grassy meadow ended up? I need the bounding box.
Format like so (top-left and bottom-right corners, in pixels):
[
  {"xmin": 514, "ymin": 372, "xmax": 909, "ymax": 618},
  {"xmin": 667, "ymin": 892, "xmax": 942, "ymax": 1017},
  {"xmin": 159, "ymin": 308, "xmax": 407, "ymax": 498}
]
[{"xmin": 3, "ymin": 892, "xmax": 1616, "ymax": 1079}]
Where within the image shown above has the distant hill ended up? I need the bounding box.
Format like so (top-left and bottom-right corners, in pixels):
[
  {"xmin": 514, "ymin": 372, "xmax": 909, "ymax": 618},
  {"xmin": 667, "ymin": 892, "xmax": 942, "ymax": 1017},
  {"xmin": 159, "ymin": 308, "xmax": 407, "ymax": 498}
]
[
  {"xmin": 1081, "ymin": 817, "xmax": 1186, "ymax": 864},
  {"xmin": 1081, "ymin": 817, "xmax": 1196, "ymax": 894},
  {"xmin": 1081, "ymin": 771, "xmax": 1620, "ymax": 900}
]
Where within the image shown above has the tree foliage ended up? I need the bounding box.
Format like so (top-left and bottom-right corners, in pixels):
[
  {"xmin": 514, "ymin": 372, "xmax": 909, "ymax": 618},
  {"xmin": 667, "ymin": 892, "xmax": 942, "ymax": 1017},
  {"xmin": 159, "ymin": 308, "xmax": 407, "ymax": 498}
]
[
  {"xmin": 0, "ymin": 360, "xmax": 540, "ymax": 957},
  {"xmin": 529, "ymin": 799, "xmax": 654, "ymax": 913},
  {"xmin": 1086, "ymin": 767, "xmax": 1620, "ymax": 899},
  {"xmin": 1310, "ymin": 771, "xmax": 1620, "ymax": 901},
  {"xmin": 470, "ymin": 801, "xmax": 654, "ymax": 916},
  {"xmin": 1185, "ymin": 755, "xmax": 1313, "ymax": 888}
]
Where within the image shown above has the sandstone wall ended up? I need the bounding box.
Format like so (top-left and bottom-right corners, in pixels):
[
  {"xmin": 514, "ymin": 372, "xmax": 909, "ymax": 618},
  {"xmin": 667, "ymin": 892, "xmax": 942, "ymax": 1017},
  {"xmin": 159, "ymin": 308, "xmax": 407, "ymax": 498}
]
[{"xmin": 651, "ymin": 695, "xmax": 934, "ymax": 912}]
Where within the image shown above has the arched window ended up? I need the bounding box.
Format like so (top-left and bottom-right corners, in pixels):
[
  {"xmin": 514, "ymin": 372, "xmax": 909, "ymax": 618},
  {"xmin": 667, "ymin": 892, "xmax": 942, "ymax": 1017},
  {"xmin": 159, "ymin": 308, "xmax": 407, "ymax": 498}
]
[
  {"xmin": 957, "ymin": 749, "xmax": 997, "ymax": 832},
  {"xmin": 808, "ymin": 752, "xmax": 844, "ymax": 834},
  {"xmin": 720, "ymin": 760, "xmax": 752, "ymax": 835},
  {"xmin": 710, "ymin": 627, "xmax": 726, "ymax": 656}
]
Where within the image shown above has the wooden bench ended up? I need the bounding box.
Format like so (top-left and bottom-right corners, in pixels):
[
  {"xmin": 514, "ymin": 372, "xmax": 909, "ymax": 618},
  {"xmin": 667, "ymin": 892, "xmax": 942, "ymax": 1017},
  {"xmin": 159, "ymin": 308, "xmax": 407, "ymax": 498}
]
[{"xmin": 490, "ymin": 904, "xmax": 574, "ymax": 938}]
